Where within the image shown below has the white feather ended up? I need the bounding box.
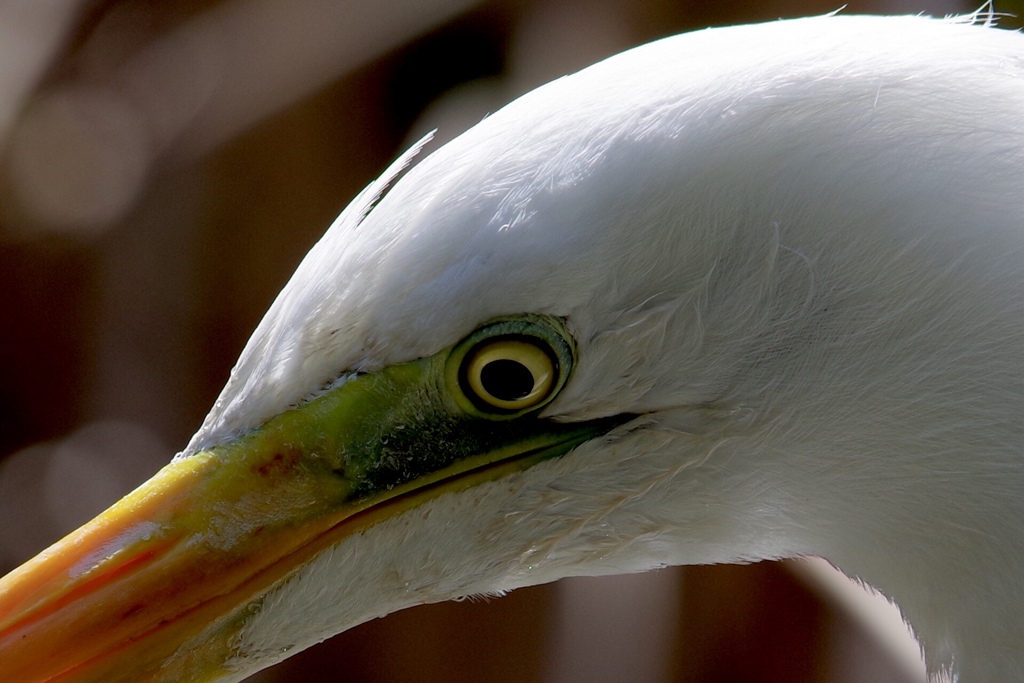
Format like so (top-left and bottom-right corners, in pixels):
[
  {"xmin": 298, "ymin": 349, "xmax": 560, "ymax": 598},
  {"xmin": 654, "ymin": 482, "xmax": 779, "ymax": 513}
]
[{"xmin": 181, "ymin": 13, "xmax": 1023, "ymax": 682}]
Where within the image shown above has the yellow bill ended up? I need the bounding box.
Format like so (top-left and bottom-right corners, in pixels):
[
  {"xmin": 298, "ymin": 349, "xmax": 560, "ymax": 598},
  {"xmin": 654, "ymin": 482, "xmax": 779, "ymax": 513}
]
[{"xmin": 0, "ymin": 315, "xmax": 627, "ymax": 682}]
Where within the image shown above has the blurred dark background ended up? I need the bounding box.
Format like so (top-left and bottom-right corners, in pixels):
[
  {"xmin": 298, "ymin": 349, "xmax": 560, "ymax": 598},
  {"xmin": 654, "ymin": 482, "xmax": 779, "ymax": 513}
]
[{"xmin": 1, "ymin": 1, "xmax": 1014, "ymax": 681}]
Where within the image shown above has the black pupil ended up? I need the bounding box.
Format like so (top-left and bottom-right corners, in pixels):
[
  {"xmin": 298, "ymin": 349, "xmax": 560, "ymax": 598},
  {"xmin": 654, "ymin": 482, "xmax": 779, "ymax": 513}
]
[{"xmin": 480, "ymin": 359, "xmax": 535, "ymax": 401}]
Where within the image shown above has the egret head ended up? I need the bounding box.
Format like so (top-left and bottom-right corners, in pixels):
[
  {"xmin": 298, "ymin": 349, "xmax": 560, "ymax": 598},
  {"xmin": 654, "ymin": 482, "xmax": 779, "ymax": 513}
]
[{"xmin": 2, "ymin": 12, "xmax": 1024, "ymax": 683}]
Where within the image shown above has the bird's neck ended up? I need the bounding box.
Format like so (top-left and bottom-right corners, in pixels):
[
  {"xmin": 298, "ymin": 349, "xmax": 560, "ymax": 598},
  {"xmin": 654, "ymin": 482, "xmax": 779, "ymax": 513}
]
[
  {"xmin": 765, "ymin": 397, "xmax": 1024, "ymax": 683},
  {"xmin": 820, "ymin": 484, "xmax": 1024, "ymax": 682},
  {"xmin": 715, "ymin": 193, "xmax": 1024, "ymax": 682}
]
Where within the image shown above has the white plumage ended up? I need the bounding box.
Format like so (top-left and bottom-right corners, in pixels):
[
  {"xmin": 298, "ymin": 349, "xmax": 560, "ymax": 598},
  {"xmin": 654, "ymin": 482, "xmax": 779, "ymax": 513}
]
[
  {"xmin": 175, "ymin": 12, "xmax": 1024, "ymax": 682},
  {"xmin": 5, "ymin": 11, "xmax": 1023, "ymax": 683}
]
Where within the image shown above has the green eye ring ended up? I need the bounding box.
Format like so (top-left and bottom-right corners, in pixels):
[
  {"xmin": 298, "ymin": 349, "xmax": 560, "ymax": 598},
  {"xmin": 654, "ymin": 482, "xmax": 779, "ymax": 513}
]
[{"xmin": 446, "ymin": 316, "xmax": 575, "ymax": 419}]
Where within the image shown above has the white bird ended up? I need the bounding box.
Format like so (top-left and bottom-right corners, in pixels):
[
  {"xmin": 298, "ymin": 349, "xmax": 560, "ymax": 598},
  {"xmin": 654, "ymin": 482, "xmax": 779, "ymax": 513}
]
[{"xmin": 1, "ymin": 11, "xmax": 1022, "ymax": 683}]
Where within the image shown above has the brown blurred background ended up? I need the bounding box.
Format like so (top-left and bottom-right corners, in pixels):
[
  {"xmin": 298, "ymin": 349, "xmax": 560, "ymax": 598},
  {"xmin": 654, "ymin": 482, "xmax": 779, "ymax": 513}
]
[{"xmin": 1, "ymin": 1, "xmax": 1015, "ymax": 681}]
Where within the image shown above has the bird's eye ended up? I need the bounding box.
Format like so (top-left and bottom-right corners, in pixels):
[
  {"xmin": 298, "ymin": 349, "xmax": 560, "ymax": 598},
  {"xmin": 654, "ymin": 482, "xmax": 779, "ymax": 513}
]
[
  {"xmin": 464, "ymin": 338, "xmax": 555, "ymax": 411},
  {"xmin": 446, "ymin": 316, "xmax": 575, "ymax": 419}
]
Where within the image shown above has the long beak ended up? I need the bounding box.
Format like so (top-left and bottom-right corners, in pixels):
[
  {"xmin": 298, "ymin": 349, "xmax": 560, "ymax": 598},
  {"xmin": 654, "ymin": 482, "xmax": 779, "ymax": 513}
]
[
  {"xmin": 0, "ymin": 352, "xmax": 620, "ymax": 683},
  {"xmin": 0, "ymin": 445, "xmax": 352, "ymax": 683}
]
